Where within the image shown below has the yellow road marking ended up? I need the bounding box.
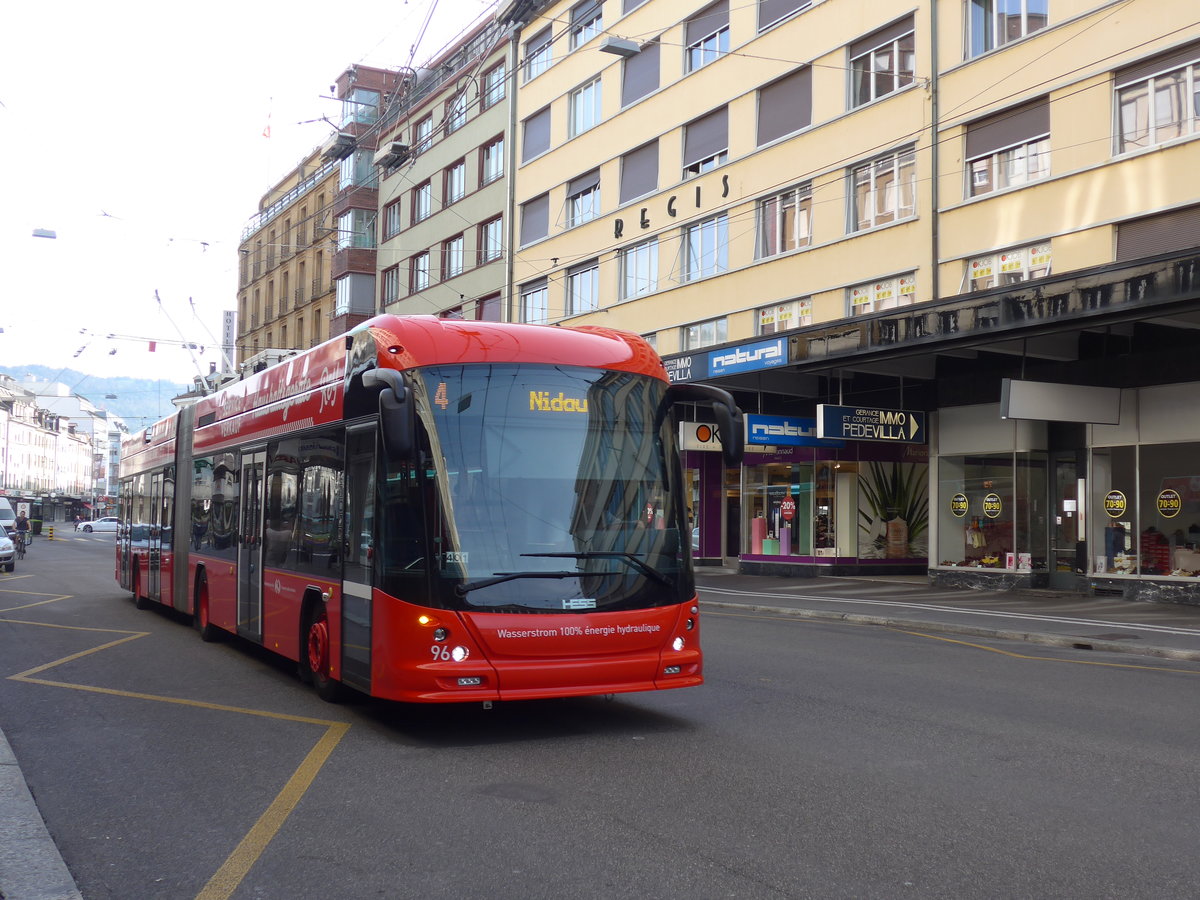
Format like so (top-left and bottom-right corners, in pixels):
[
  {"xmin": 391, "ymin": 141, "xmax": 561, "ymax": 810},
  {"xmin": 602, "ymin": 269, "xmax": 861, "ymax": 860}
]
[
  {"xmin": 196, "ymin": 722, "xmax": 350, "ymax": 900},
  {"xmin": 4, "ymin": 593, "xmax": 352, "ymax": 899}
]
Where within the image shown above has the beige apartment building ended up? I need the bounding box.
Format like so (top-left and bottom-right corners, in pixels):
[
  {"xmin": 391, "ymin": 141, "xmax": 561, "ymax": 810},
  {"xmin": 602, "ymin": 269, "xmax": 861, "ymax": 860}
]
[
  {"xmin": 237, "ymin": 148, "xmax": 339, "ymax": 365},
  {"xmin": 374, "ymin": 22, "xmax": 512, "ymax": 320},
  {"xmin": 500, "ymin": 0, "xmax": 1200, "ymax": 600}
]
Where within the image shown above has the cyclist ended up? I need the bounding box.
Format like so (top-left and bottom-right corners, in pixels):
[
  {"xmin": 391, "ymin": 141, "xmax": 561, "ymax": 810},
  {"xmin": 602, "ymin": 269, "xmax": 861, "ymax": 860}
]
[{"xmin": 13, "ymin": 513, "xmax": 30, "ymax": 555}]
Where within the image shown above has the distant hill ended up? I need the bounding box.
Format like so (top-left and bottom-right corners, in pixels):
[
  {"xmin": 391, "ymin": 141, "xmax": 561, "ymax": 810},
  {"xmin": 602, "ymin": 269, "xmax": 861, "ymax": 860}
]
[{"xmin": 0, "ymin": 366, "xmax": 190, "ymax": 427}]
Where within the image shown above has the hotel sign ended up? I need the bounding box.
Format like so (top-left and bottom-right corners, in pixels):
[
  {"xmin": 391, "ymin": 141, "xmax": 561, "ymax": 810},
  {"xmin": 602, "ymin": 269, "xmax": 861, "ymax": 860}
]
[{"xmin": 816, "ymin": 404, "xmax": 927, "ymax": 444}]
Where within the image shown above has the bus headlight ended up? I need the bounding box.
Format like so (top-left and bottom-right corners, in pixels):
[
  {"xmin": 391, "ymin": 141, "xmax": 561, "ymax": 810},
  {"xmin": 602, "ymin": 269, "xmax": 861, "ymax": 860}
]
[
  {"xmin": 451, "ymin": 646, "xmax": 469, "ymax": 662},
  {"xmin": 672, "ymin": 637, "xmax": 685, "ymax": 652},
  {"xmin": 433, "ymin": 627, "xmax": 449, "ymax": 642}
]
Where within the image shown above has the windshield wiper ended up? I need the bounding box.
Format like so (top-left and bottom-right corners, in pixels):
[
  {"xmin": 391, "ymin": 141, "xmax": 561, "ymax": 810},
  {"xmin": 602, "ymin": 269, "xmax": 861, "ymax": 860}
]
[
  {"xmin": 522, "ymin": 552, "xmax": 673, "ymax": 587},
  {"xmin": 455, "ymin": 570, "xmax": 576, "ymax": 596}
]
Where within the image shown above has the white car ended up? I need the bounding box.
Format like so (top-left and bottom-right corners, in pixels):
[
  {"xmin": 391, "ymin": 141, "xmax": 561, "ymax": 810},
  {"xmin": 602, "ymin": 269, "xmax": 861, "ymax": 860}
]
[
  {"xmin": 0, "ymin": 532, "xmax": 13, "ymax": 572},
  {"xmin": 81, "ymin": 516, "xmax": 119, "ymax": 534}
]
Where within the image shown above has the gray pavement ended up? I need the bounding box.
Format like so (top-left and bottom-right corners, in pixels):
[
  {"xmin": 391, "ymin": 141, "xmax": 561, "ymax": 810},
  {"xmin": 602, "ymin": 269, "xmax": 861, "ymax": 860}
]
[{"xmin": 5, "ymin": 570, "xmax": 1200, "ymax": 900}]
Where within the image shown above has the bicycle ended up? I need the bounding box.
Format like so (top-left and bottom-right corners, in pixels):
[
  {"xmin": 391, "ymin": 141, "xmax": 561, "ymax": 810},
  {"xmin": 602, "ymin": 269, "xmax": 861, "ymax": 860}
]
[{"xmin": 15, "ymin": 532, "xmax": 28, "ymax": 560}]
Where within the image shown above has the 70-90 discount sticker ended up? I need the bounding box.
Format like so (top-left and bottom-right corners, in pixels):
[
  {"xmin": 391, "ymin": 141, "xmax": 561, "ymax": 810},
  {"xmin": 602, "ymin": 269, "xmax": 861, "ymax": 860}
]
[{"xmin": 1157, "ymin": 488, "xmax": 1182, "ymax": 518}]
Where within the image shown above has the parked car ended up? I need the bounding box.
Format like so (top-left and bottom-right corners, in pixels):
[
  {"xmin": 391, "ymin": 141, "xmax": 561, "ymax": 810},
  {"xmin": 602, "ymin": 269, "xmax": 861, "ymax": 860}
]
[
  {"xmin": 81, "ymin": 516, "xmax": 120, "ymax": 534},
  {"xmin": 0, "ymin": 531, "xmax": 14, "ymax": 572}
]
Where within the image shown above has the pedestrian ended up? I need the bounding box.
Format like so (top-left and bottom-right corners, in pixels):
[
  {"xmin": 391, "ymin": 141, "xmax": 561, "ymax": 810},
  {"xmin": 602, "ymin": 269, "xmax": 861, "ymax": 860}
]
[{"xmin": 74, "ymin": 514, "xmax": 82, "ymax": 532}]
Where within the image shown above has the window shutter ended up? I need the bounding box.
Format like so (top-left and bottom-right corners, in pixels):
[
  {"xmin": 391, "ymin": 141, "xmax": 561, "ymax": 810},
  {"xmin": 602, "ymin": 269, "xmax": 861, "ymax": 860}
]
[
  {"xmin": 622, "ymin": 40, "xmax": 660, "ymax": 107},
  {"xmin": 520, "ymin": 194, "xmax": 550, "ymax": 245},
  {"xmin": 683, "ymin": 107, "xmax": 728, "ymax": 167},
  {"xmin": 522, "ymin": 107, "xmax": 551, "ymax": 162},
  {"xmin": 686, "ymin": 1, "xmax": 729, "ymax": 43},
  {"xmin": 1116, "ymin": 205, "xmax": 1200, "ymax": 261},
  {"xmin": 757, "ymin": 67, "xmax": 812, "ymax": 146},
  {"xmin": 849, "ymin": 15, "xmax": 914, "ymax": 58},
  {"xmin": 620, "ymin": 141, "xmax": 659, "ymax": 203},
  {"xmin": 965, "ymin": 97, "xmax": 1050, "ymax": 159}
]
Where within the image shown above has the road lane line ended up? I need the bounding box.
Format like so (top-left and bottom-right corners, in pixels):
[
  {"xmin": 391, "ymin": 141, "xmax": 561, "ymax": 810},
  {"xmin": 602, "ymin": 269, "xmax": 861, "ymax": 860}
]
[{"xmin": 196, "ymin": 722, "xmax": 351, "ymax": 900}]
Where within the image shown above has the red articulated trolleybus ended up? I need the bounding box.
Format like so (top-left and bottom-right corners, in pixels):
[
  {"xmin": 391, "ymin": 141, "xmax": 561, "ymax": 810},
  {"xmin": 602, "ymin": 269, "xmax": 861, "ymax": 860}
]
[{"xmin": 117, "ymin": 315, "xmax": 742, "ymax": 704}]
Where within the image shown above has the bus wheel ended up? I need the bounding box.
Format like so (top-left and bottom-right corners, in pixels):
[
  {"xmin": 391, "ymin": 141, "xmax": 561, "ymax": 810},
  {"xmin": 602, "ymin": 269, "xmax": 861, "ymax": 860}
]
[
  {"xmin": 133, "ymin": 568, "xmax": 152, "ymax": 610},
  {"xmin": 306, "ymin": 604, "xmax": 342, "ymax": 703},
  {"xmin": 195, "ymin": 577, "xmax": 222, "ymax": 643}
]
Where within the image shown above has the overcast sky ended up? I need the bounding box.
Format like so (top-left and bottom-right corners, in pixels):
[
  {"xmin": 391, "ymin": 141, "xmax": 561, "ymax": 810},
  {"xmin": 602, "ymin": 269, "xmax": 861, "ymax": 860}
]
[{"xmin": 0, "ymin": 0, "xmax": 495, "ymax": 390}]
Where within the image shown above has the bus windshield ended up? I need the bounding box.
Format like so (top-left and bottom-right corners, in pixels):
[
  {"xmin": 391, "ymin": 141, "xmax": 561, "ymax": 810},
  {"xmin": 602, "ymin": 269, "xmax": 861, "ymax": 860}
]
[{"xmin": 408, "ymin": 363, "xmax": 692, "ymax": 613}]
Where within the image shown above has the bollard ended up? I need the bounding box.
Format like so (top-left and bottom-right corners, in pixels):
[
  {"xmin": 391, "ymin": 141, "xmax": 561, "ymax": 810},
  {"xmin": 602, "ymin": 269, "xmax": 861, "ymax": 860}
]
[{"xmin": 47, "ymin": 526, "xmax": 54, "ymax": 541}]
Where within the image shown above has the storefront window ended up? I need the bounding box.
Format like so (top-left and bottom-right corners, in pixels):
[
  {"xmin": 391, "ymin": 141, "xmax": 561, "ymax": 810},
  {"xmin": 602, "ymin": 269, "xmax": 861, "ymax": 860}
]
[
  {"xmin": 743, "ymin": 461, "xmax": 814, "ymax": 556},
  {"xmin": 1090, "ymin": 446, "xmax": 1137, "ymax": 576},
  {"xmin": 938, "ymin": 454, "xmax": 1018, "ymax": 568},
  {"xmin": 1015, "ymin": 452, "xmax": 1049, "ymax": 572},
  {"xmin": 856, "ymin": 459, "xmax": 930, "ymax": 558}
]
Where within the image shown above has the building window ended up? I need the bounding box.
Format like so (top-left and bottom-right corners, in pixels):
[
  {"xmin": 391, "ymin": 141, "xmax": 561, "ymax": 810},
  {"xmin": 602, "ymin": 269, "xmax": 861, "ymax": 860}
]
[
  {"xmin": 445, "ymin": 160, "xmax": 467, "ymax": 205},
  {"xmin": 481, "ymin": 135, "xmax": 505, "ymax": 183},
  {"xmin": 341, "ymin": 87, "xmax": 380, "ymax": 127},
  {"xmin": 479, "ymin": 216, "xmax": 503, "ymax": 263},
  {"xmin": 622, "ymin": 39, "xmax": 660, "ymax": 107},
  {"xmin": 337, "ymin": 209, "xmax": 375, "ymax": 250},
  {"xmin": 413, "ymin": 115, "xmax": 433, "ymax": 153},
  {"xmin": 442, "ymin": 235, "xmax": 464, "ymax": 280},
  {"xmin": 521, "ymin": 280, "xmax": 549, "ymax": 324},
  {"xmin": 338, "ymin": 149, "xmax": 375, "ymax": 190},
  {"xmin": 682, "ymin": 317, "xmax": 728, "ymax": 350},
  {"xmin": 383, "ymin": 200, "xmax": 403, "ymax": 240},
  {"xmin": 759, "ymin": 0, "xmax": 811, "ymax": 32},
  {"xmin": 848, "ymin": 273, "xmax": 916, "ymax": 315},
  {"xmin": 682, "ymin": 214, "xmax": 729, "ymax": 282},
  {"xmin": 967, "ymin": 0, "xmax": 1048, "ymax": 59},
  {"xmin": 445, "ymin": 92, "xmax": 467, "ymax": 134},
  {"xmin": 757, "ymin": 299, "xmax": 812, "ymax": 334},
  {"xmin": 966, "ymin": 98, "xmax": 1051, "ymax": 196},
  {"xmin": 523, "ymin": 108, "xmax": 551, "ymax": 162},
  {"xmin": 566, "ymin": 171, "xmax": 600, "ymax": 227},
  {"xmin": 412, "ymin": 181, "xmax": 432, "ymax": 223},
  {"xmin": 482, "ymin": 62, "xmax": 506, "ymax": 109},
  {"xmin": 686, "ymin": 1, "xmax": 730, "ymax": 73},
  {"xmin": 757, "ymin": 67, "xmax": 812, "ymax": 146},
  {"xmin": 850, "ymin": 18, "xmax": 915, "ymax": 108},
  {"xmin": 410, "ymin": 252, "xmax": 430, "ymax": 293},
  {"xmin": 334, "ymin": 277, "xmax": 350, "ymax": 316},
  {"xmin": 382, "ymin": 265, "xmax": 401, "ymax": 306},
  {"xmin": 619, "ymin": 238, "xmax": 659, "ymax": 299},
  {"xmin": 683, "ymin": 106, "xmax": 728, "ymax": 178},
  {"xmin": 570, "ymin": 1, "xmax": 602, "ymax": 49},
  {"xmin": 620, "ymin": 140, "xmax": 658, "ymax": 204},
  {"xmin": 1115, "ymin": 45, "xmax": 1200, "ymax": 154},
  {"xmin": 567, "ymin": 261, "xmax": 600, "ymax": 315},
  {"xmin": 966, "ymin": 243, "xmax": 1051, "ymax": 291},
  {"xmin": 525, "ymin": 27, "xmax": 552, "ymax": 81},
  {"xmin": 756, "ymin": 184, "xmax": 812, "ymax": 258},
  {"xmin": 520, "ymin": 193, "xmax": 550, "ymax": 246},
  {"xmin": 851, "ymin": 147, "xmax": 916, "ymax": 232},
  {"xmin": 569, "ymin": 77, "xmax": 602, "ymax": 138}
]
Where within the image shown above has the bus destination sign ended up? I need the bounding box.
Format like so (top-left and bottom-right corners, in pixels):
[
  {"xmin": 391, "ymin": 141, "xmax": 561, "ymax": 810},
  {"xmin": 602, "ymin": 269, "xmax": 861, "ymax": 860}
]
[{"xmin": 815, "ymin": 405, "xmax": 927, "ymax": 444}]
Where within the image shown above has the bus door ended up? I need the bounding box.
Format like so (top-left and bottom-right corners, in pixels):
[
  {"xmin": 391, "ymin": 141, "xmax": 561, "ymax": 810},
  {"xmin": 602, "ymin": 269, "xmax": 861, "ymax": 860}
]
[
  {"xmin": 340, "ymin": 426, "xmax": 376, "ymax": 693},
  {"xmin": 238, "ymin": 450, "xmax": 266, "ymax": 642},
  {"xmin": 148, "ymin": 473, "xmax": 163, "ymax": 600}
]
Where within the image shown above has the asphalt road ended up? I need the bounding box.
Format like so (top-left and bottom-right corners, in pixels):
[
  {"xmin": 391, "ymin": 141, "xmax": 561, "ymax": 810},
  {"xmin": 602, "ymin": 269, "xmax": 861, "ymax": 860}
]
[{"xmin": 3, "ymin": 535, "xmax": 1200, "ymax": 899}]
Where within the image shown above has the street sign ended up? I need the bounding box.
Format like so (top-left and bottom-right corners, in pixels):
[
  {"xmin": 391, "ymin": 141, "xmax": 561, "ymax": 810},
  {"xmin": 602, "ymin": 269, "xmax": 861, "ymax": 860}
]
[{"xmin": 816, "ymin": 405, "xmax": 927, "ymax": 444}]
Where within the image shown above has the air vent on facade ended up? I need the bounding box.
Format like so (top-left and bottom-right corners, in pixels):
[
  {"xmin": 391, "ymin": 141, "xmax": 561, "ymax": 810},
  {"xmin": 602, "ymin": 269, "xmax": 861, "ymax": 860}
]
[{"xmin": 321, "ymin": 132, "xmax": 356, "ymax": 162}]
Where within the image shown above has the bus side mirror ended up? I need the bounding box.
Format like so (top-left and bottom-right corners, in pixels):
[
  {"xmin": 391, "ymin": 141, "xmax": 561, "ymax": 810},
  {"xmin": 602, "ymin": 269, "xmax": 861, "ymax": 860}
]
[
  {"xmin": 362, "ymin": 369, "xmax": 414, "ymax": 458},
  {"xmin": 667, "ymin": 383, "xmax": 744, "ymax": 467}
]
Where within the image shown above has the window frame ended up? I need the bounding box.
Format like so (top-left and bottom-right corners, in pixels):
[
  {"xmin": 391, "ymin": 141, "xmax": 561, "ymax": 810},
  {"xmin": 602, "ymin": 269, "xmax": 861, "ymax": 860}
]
[
  {"xmin": 569, "ymin": 76, "xmax": 603, "ymax": 139},
  {"xmin": 681, "ymin": 317, "xmax": 728, "ymax": 350},
  {"xmin": 756, "ymin": 183, "xmax": 812, "ymax": 258},
  {"xmin": 965, "ymin": 242, "xmax": 1052, "ymax": 291},
  {"xmin": 847, "ymin": 273, "xmax": 917, "ymax": 316},
  {"xmin": 413, "ymin": 115, "xmax": 434, "ymax": 153},
  {"xmin": 850, "ymin": 22, "xmax": 916, "ymax": 108},
  {"xmin": 383, "ymin": 199, "xmax": 403, "ymax": 240},
  {"xmin": 1115, "ymin": 54, "xmax": 1200, "ymax": 154},
  {"xmin": 619, "ymin": 238, "xmax": 659, "ymax": 300},
  {"xmin": 381, "ymin": 265, "xmax": 401, "ymax": 306},
  {"xmin": 520, "ymin": 279, "xmax": 549, "ymax": 324},
  {"xmin": 442, "ymin": 234, "xmax": 465, "ymax": 281},
  {"xmin": 482, "ymin": 62, "xmax": 507, "ymax": 109},
  {"xmin": 967, "ymin": 0, "xmax": 1049, "ymax": 60},
  {"xmin": 681, "ymin": 213, "xmax": 730, "ymax": 283},
  {"xmin": 478, "ymin": 216, "xmax": 504, "ymax": 263},
  {"xmin": 570, "ymin": 1, "xmax": 603, "ymax": 50},
  {"xmin": 412, "ymin": 180, "xmax": 432, "ymax": 223},
  {"xmin": 444, "ymin": 159, "xmax": 467, "ymax": 206},
  {"xmin": 757, "ymin": 298, "xmax": 812, "ymax": 335},
  {"xmin": 525, "ymin": 27, "xmax": 552, "ymax": 81},
  {"xmin": 686, "ymin": 2, "xmax": 731, "ymax": 73},
  {"xmin": 566, "ymin": 171, "xmax": 601, "ymax": 228},
  {"xmin": 445, "ymin": 92, "xmax": 468, "ymax": 134},
  {"xmin": 850, "ymin": 147, "xmax": 917, "ymax": 233},
  {"xmin": 481, "ymin": 135, "xmax": 505, "ymax": 184},
  {"xmin": 410, "ymin": 251, "xmax": 431, "ymax": 294},
  {"xmin": 566, "ymin": 260, "xmax": 600, "ymax": 315}
]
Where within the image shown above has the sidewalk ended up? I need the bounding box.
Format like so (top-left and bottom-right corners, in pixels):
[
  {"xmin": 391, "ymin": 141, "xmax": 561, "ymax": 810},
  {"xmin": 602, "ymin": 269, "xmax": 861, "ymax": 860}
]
[
  {"xmin": 695, "ymin": 568, "xmax": 1200, "ymax": 661},
  {"xmin": 5, "ymin": 572, "xmax": 1200, "ymax": 899}
]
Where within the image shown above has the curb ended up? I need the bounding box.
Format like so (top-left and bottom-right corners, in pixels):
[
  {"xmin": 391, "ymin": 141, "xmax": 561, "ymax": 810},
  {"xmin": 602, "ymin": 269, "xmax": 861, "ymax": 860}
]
[
  {"xmin": 701, "ymin": 600, "xmax": 1200, "ymax": 663},
  {"xmin": 0, "ymin": 728, "xmax": 83, "ymax": 900}
]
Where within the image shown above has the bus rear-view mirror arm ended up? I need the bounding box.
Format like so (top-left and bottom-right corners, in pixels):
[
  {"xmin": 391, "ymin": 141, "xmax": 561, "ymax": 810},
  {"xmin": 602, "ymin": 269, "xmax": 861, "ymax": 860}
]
[
  {"xmin": 666, "ymin": 383, "xmax": 744, "ymax": 466},
  {"xmin": 362, "ymin": 368, "xmax": 415, "ymax": 458}
]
